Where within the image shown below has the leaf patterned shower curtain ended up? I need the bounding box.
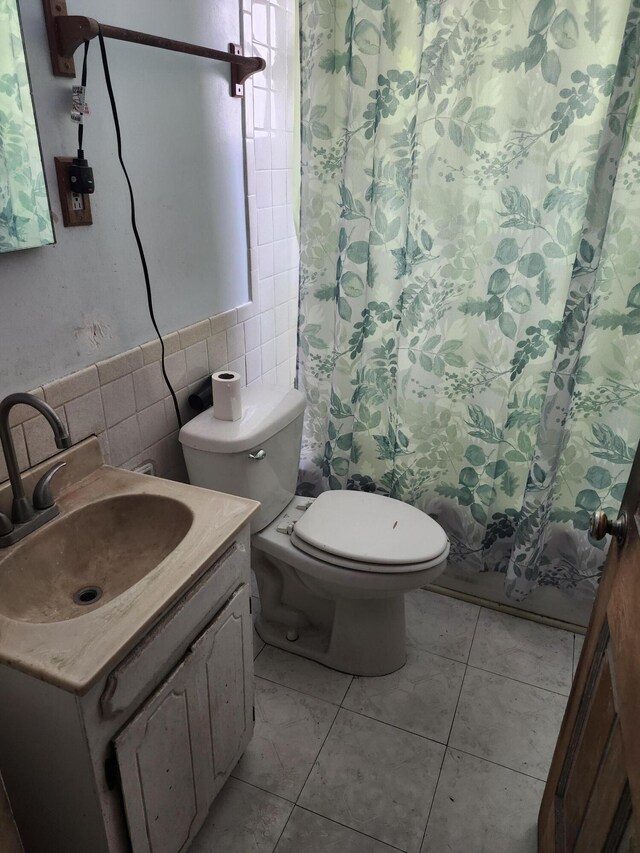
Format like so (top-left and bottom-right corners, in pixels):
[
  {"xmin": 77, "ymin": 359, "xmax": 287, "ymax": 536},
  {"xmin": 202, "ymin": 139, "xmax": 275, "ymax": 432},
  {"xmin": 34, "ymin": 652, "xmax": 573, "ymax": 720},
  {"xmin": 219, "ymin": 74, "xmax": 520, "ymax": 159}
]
[{"xmin": 297, "ymin": 0, "xmax": 640, "ymax": 610}]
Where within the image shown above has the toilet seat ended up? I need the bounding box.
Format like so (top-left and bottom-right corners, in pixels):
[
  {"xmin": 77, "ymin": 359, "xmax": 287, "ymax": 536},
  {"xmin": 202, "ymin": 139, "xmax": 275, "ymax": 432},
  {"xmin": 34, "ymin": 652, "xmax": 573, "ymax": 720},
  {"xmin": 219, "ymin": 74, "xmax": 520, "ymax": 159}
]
[{"xmin": 290, "ymin": 491, "xmax": 449, "ymax": 574}]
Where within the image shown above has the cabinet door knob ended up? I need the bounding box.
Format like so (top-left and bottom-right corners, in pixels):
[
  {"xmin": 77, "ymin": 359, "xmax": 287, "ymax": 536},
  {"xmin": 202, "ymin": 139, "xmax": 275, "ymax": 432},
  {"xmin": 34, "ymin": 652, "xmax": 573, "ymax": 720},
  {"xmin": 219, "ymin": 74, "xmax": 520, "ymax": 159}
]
[
  {"xmin": 248, "ymin": 449, "xmax": 266, "ymax": 461},
  {"xmin": 590, "ymin": 510, "xmax": 627, "ymax": 544}
]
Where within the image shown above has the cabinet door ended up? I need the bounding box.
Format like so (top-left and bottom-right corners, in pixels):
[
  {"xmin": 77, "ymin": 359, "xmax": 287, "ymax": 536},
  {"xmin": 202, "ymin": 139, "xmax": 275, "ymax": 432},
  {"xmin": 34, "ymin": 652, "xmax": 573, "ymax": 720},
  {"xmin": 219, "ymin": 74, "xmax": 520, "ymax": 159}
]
[
  {"xmin": 114, "ymin": 584, "xmax": 253, "ymax": 853},
  {"xmin": 192, "ymin": 581, "xmax": 254, "ymax": 788}
]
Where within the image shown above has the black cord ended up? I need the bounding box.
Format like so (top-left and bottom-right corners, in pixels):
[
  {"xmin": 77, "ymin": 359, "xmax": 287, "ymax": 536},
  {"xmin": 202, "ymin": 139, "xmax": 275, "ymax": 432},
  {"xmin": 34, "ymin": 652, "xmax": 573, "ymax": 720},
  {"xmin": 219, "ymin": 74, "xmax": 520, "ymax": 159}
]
[
  {"xmin": 77, "ymin": 40, "xmax": 89, "ymax": 157},
  {"xmin": 96, "ymin": 27, "xmax": 183, "ymax": 430}
]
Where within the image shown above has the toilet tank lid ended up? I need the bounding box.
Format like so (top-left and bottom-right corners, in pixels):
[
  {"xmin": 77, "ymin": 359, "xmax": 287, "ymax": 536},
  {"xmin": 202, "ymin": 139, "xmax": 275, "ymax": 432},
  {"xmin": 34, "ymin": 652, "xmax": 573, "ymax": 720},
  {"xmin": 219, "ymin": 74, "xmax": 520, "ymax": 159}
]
[{"xmin": 179, "ymin": 384, "xmax": 306, "ymax": 453}]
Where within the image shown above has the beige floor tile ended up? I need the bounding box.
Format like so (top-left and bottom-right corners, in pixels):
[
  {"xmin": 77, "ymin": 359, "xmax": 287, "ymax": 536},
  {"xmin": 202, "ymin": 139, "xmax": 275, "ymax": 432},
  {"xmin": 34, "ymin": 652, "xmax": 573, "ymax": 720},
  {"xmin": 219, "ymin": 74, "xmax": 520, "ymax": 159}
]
[
  {"xmin": 469, "ymin": 609, "xmax": 574, "ymax": 695},
  {"xmin": 343, "ymin": 647, "xmax": 464, "ymax": 743},
  {"xmin": 275, "ymin": 807, "xmax": 398, "ymax": 853},
  {"xmin": 422, "ymin": 749, "xmax": 543, "ymax": 853},
  {"xmin": 406, "ymin": 590, "xmax": 479, "ymax": 662},
  {"xmin": 255, "ymin": 646, "xmax": 353, "ymax": 705},
  {"xmin": 449, "ymin": 667, "xmax": 566, "ymax": 780},
  {"xmin": 190, "ymin": 778, "xmax": 292, "ymax": 853},
  {"xmin": 299, "ymin": 709, "xmax": 444, "ymax": 853},
  {"xmin": 232, "ymin": 678, "xmax": 338, "ymax": 801}
]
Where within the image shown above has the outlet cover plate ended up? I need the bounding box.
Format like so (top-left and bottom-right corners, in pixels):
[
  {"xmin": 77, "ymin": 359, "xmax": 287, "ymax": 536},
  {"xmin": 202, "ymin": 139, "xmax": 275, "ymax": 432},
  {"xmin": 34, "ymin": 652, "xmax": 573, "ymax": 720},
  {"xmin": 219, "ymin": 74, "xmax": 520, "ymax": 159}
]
[{"xmin": 54, "ymin": 157, "xmax": 93, "ymax": 227}]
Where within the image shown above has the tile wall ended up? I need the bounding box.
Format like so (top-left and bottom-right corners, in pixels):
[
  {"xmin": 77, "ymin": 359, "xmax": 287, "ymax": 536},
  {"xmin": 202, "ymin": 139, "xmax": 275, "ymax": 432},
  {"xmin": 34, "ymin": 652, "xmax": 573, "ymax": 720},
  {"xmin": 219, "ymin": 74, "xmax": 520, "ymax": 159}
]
[{"xmin": 0, "ymin": 0, "xmax": 299, "ymax": 486}]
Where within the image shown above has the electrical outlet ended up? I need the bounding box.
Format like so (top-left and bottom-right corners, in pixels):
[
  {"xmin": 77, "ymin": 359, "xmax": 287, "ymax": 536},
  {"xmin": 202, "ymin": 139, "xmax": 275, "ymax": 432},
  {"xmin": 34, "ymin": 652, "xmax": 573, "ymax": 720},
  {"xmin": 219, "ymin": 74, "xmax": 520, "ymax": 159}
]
[{"xmin": 54, "ymin": 156, "xmax": 92, "ymax": 227}]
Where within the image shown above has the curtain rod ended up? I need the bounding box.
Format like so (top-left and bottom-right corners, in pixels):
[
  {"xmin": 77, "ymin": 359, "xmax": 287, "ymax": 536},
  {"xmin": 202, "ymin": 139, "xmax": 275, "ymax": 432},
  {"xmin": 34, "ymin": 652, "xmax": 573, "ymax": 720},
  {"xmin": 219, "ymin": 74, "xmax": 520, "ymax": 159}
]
[{"xmin": 43, "ymin": 1, "xmax": 266, "ymax": 97}]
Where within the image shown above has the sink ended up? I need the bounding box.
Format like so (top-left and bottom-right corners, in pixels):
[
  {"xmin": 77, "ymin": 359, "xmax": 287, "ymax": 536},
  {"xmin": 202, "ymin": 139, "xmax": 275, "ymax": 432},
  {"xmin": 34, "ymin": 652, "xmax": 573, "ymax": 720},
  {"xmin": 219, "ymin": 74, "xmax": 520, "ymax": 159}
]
[{"xmin": 0, "ymin": 494, "xmax": 193, "ymax": 623}]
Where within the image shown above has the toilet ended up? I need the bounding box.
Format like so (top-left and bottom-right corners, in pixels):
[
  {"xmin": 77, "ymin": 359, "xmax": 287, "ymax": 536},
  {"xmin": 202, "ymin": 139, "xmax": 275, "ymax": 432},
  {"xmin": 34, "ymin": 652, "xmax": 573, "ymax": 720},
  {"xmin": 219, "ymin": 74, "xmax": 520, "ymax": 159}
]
[{"xmin": 179, "ymin": 384, "xmax": 449, "ymax": 676}]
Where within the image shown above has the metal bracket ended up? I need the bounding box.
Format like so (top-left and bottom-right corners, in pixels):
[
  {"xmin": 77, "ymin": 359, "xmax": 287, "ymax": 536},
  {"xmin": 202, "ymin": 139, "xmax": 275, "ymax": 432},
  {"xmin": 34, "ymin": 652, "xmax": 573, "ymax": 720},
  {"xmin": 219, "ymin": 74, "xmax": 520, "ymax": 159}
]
[{"xmin": 229, "ymin": 43, "xmax": 248, "ymax": 98}]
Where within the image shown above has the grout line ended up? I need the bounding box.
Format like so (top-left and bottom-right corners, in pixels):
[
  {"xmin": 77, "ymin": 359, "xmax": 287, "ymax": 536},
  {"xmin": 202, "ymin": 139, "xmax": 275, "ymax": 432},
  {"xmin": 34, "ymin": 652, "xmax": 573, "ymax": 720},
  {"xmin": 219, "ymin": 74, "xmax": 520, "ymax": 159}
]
[
  {"xmin": 229, "ymin": 772, "xmax": 297, "ymax": 805},
  {"xmin": 253, "ymin": 673, "xmax": 342, "ymax": 708},
  {"xmin": 445, "ymin": 744, "xmax": 550, "ymax": 784},
  {"xmin": 292, "ymin": 702, "xmax": 340, "ymax": 803},
  {"xmin": 418, "ymin": 608, "xmax": 482, "ymax": 850},
  {"xmin": 289, "ymin": 804, "xmax": 409, "ymax": 852},
  {"xmin": 336, "ymin": 703, "xmax": 451, "ymax": 748},
  {"xmin": 464, "ymin": 661, "xmax": 572, "ymax": 698}
]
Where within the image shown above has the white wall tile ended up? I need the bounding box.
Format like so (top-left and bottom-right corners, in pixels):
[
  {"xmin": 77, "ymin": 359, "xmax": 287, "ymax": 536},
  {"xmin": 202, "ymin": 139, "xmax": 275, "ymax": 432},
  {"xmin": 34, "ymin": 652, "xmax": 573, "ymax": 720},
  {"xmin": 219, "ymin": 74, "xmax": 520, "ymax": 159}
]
[
  {"xmin": 132, "ymin": 363, "xmax": 164, "ymax": 411},
  {"xmin": 258, "ymin": 243, "xmax": 275, "ymax": 278},
  {"xmin": 272, "ymin": 205, "xmax": 288, "ymax": 241},
  {"xmin": 244, "ymin": 315, "xmax": 262, "ymax": 352},
  {"xmin": 274, "ymin": 271, "xmax": 289, "ymax": 305},
  {"xmin": 260, "ymin": 309, "xmax": 276, "ymax": 343},
  {"xmin": 208, "ymin": 332, "xmax": 228, "ymax": 372},
  {"xmin": 246, "ymin": 347, "xmax": 262, "ymax": 384},
  {"xmin": 258, "ymin": 208, "xmax": 274, "ymax": 245},
  {"xmin": 273, "ymin": 239, "xmax": 289, "ymax": 274},
  {"xmin": 259, "ymin": 277, "xmax": 275, "ymax": 311},
  {"xmin": 23, "ymin": 406, "xmax": 68, "ymax": 467},
  {"xmin": 179, "ymin": 319, "xmax": 210, "ymax": 349},
  {"xmin": 256, "ymin": 171, "xmax": 273, "ymax": 208},
  {"xmin": 271, "ymin": 136, "xmax": 288, "ymax": 170},
  {"xmin": 272, "ymin": 171, "xmax": 287, "ymax": 206},
  {"xmin": 254, "ymin": 87, "xmax": 270, "ymax": 131},
  {"xmin": 252, "ymin": 1, "xmax": 269, "ymax": 44},
  {"xmin": 210, "ymin": 308, "xmax": 238, "ymax": 334},
  {"xmin": 101, "ymin": 375, "xmax": 136, "ymax": 428},
  {"xmin": 138, "ymin": 400, "xmax": 171, "ymax": 450},
  {"xmin": 277, "ymin": 361, "xmax": 291, "ymax": 386},
  {"xmin": 275, "ymin": 302, "xmax": 289, "ymax": 337},
  {"xmin": 109, "ymin": 415, "xmax": 142, "ymax": 467},
  {"xmin": 185, "ymin": 341, "xmax": 209, "ymax": 385},
  {"xmin": 97, "ymin": 348, "xmax": 143, "ymax": 385},
  {"xmin": 228, "ymin": 356, "xmax": 247, "ymax": 386},
  {"xmin": 261, "ymin": 340, "xmax": 276, "ymax": 374},
  {"xmin": 255, "ymin": 133, "xmax": 272, "ymax": 170},
  {"xmin": 65, "ymin": 388, "xmax": 106, "ymax": 443},
  {"xmin": 43, "ymin": 365, "xmax": 98, "ymax": 409},
  {"xmin": 227, "ymin": 324, "xmax": 246, "ymax": 362},
  {"xmin": 165, "ymin": 350, "xmax": 188, "ymax": 391},
  {"xmin": 276, "ymin": 333, "xmax": 289, "ymax": 365}
]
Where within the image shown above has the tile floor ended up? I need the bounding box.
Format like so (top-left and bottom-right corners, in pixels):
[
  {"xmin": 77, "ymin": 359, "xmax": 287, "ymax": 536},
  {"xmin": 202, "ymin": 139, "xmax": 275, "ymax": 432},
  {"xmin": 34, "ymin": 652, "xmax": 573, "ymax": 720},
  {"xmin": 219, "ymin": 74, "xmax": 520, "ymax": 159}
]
[{"xmin": 190, "ymin": 589, "xmax": 585, "ymax": 853}]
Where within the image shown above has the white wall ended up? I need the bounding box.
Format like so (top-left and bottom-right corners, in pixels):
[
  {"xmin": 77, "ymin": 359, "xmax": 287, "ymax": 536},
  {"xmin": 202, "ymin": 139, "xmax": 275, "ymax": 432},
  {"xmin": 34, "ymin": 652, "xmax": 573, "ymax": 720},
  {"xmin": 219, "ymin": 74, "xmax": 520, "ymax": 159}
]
[{"xmin": 0, "ymin": 0, "xmax": 250, "ymax": 394}]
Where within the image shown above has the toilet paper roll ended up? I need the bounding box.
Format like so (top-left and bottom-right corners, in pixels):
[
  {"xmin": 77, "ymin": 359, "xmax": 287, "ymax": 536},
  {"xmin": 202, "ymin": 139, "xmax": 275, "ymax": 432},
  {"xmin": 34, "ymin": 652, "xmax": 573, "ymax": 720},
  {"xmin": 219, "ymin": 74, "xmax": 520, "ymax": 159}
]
[{"xmin": 211, "ymin": 371, "xmax": 243, "ymax": 421}]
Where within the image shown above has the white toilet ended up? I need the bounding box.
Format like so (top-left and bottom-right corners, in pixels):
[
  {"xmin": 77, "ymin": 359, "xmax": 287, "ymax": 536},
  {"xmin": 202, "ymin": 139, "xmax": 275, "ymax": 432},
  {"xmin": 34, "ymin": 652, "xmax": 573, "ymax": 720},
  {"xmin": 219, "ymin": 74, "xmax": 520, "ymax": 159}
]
[{"xmin": 179, "ymin": 384, "xmax": 449, "ymax": 676}]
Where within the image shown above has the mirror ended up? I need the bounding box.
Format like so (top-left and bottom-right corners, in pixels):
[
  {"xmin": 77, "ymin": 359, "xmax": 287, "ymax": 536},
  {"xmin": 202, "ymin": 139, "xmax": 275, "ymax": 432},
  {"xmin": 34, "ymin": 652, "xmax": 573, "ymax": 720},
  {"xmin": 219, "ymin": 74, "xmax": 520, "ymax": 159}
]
[{"xmin": 0, "ymin": 0, "xmax": 54, "ymax": 252}]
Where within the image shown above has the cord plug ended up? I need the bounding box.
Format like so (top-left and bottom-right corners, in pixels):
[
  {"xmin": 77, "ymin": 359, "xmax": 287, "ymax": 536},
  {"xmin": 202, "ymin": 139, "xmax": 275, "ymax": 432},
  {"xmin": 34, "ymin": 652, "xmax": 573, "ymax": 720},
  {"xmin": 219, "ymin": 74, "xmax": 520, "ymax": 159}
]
[{"xmin": 69, "ymin": 151, "xmax": 95, "ymax": 194}]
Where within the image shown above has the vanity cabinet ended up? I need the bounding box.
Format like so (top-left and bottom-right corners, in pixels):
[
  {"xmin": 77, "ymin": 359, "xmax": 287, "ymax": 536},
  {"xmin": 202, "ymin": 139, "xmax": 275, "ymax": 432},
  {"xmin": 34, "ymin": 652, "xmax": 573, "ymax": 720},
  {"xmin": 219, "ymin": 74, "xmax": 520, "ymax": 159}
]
[
  {"xmin": 116, "ymin": 585, "xmax": 252, "ymax": 853},
  {"xmin": 0, "ymin": 527, "xmax": 254, "ymax": 853}
]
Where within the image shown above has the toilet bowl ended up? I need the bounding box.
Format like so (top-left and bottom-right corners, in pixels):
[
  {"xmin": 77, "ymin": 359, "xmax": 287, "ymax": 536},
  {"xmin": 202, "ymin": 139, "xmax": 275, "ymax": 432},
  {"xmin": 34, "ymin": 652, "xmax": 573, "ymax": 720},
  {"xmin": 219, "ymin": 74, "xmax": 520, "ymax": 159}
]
[
  {"xmin": 179, "ymin": 383, "xmax": 449, "ymax": 676},
  {"xmin": 252, "ymin": 492, "xmax": 449, "ymax": 675}
]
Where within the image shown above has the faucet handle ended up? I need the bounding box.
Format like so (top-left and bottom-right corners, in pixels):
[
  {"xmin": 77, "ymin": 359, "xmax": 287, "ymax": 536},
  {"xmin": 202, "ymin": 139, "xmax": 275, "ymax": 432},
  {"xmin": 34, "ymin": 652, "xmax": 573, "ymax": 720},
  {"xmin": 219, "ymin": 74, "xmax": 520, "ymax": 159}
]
[
  {"xmin": 32, "ymin": 461, "xmax": 67, "ymax": 511},
  {"xmin": 0, "ymin": 512, "xmax": 13, "ymax": 537}
]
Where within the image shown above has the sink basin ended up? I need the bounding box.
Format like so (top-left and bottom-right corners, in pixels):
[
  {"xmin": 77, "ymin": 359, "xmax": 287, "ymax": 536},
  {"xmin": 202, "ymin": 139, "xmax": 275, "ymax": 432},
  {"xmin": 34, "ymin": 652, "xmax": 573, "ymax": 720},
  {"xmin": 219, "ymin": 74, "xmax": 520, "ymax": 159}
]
[{"xmin": 0, "ymin": 494, "xmax": 193, "ymax": 623}]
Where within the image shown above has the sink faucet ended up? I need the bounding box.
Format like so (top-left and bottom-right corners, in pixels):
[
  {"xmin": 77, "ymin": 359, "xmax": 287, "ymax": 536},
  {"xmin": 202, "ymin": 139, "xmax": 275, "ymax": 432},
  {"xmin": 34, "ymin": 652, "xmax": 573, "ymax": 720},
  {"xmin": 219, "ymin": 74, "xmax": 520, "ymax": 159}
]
[{"xmin": 0, "ymin": 393, "xmax": 72, "ymax": 547}]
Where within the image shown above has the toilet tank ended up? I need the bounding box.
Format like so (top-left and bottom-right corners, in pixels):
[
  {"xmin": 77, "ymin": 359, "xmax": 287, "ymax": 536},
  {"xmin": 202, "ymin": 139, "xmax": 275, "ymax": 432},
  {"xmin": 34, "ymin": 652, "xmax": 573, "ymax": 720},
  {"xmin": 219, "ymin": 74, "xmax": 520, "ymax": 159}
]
[{"xmin": 179, "ymin": 384, "xmax": 306, "ymax": 532}]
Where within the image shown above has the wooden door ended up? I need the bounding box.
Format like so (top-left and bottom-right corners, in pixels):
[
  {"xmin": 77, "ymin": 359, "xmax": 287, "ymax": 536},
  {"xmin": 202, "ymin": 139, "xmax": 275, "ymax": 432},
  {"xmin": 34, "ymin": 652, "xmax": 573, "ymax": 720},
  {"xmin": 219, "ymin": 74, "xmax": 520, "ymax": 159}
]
[
  {"xmin": 115, "ymin": 583, "xmax": 253, "ymax": 853},
  {"xmin": 539, "ymin": 443, "xmax": 640, "ymax": 851}
]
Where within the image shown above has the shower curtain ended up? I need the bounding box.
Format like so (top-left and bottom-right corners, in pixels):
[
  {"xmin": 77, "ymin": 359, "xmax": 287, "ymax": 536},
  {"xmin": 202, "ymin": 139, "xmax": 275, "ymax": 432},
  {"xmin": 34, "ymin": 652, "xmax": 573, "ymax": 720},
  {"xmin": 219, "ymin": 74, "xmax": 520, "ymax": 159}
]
[{"xmin": 297, "ymin": 0, "xmax": 640, "ymax": 615}]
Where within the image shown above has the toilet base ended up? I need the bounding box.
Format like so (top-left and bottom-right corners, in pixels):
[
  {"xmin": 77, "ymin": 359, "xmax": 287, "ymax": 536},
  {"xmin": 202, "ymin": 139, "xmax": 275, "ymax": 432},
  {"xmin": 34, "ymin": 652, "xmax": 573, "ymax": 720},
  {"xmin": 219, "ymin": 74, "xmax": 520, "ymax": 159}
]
[{"xmin": 255, "ymin": 594, "xmax": 407, "ymax": 677}]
